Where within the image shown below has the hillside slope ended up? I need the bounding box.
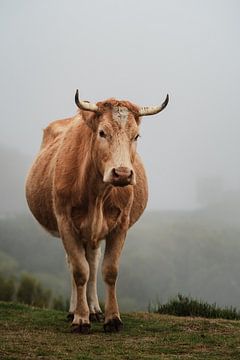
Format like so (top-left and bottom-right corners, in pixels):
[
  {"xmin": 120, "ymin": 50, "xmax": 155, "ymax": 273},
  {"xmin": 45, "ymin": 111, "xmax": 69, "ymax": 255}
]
[
  {"xmin": 1, "ymin": 302, "xmax": 240, "ymax": 359},
  {"xmin": 1, "ymin": 209, "xmax": 240, "ymax": 311}
]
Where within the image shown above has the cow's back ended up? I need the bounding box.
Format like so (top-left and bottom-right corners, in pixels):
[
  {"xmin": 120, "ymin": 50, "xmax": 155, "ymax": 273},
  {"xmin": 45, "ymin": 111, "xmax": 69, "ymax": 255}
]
[{"xmin": 25, "ymin": 117, "xmax": 73, "ymax": 236}]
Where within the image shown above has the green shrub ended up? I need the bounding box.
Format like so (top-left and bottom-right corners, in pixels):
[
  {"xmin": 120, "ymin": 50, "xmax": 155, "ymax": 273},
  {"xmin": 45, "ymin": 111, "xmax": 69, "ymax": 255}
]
[
  {"xmin": 16, "ymin": 274, "xmax": 36, "ymax": 305},
  {"xmin": 33, "ymin": 282, "xmax": 52, "ymax": 308},
  {"xmin": 52, "ymin": 295, "xmax": 67, "ymax": 311},
  {"xmin": 150, "ymin": 294, "xmax": 240, "ymax": 320},
  {"xmin": 0, "ymin": 274, "xmax": 15, "ymax": 301},
  {"xmin": 16, "ymin": 274, "xmax": 51, "ymax": 308}
]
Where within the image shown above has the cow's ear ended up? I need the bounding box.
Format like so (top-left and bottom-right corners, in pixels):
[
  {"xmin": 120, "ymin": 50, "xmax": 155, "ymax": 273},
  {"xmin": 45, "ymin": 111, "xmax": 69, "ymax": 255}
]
[{"xmin": 81, "ymin": 110, "xmax": 99, "ymax": 131}]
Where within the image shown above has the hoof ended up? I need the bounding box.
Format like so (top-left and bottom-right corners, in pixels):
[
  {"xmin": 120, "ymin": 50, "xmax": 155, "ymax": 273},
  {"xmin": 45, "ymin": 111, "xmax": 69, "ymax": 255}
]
[
  {"xmin": 71, "ymin": 323, "xmax": 91, "ymax": 334},
  {"xmin": 90, "ymin": 312, "xmax": 104, "ymax": 323},
  {"xmin": 67, "ymin": 313, "xmax": 74, "ymax": 322},
  {"xmin": 104, "ymin": 317, "xmax": 123, "ymax": 333}
]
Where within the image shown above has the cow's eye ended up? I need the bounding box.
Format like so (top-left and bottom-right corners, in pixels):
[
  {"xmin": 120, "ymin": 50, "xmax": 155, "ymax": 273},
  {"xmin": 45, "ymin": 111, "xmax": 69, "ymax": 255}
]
[
  {"xmin": 99, "ymin": 130, "xmax": 106, "ymax": 138},
  {"xmin": 134, "ymin": 134, "xmax": 140, "ymax": 141}
]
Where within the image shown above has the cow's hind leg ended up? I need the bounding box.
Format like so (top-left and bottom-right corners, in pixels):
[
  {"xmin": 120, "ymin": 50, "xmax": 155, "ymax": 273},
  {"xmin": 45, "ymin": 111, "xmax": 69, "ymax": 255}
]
[{"xmin": 86, "ymin": 245, "xmax": 104, "ymax": 322}]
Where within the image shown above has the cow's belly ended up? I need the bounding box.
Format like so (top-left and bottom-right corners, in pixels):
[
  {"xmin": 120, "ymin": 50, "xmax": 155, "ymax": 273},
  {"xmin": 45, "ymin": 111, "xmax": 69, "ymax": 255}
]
[{"xmin": 26, "ymin": 151, "xmax": 59, "ymax": 236}]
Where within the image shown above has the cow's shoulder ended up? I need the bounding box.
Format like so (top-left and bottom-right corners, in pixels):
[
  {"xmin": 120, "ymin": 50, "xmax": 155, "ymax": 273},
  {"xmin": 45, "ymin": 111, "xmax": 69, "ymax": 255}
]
[{"xmin": 41, "ymin": 117, "xmax": 73, "ymax": 149}]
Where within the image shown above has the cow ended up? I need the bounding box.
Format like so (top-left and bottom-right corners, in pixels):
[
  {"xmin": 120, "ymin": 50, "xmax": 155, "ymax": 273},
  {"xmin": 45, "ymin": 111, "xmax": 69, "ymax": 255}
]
[{"xmin": 25, "ymin": 90, "xmax": 169, "ymax": 333}]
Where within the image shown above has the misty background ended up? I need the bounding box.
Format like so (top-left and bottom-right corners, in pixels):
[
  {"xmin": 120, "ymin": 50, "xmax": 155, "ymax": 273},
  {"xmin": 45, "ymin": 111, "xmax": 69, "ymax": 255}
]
[{"xmin": 0, "ymin": 0, "xmax": 240, "ymax": 310}]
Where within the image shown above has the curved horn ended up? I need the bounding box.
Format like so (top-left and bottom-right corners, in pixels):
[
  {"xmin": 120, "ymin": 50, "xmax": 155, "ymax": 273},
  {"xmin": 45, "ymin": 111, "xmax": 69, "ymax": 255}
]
[
  {"xmin": 75, "ymin": 89, "xmax": 99, "ymax": 112},
  {"xmin": 139, "ymin": 94, "xmax": 169, "ymax": 116}
]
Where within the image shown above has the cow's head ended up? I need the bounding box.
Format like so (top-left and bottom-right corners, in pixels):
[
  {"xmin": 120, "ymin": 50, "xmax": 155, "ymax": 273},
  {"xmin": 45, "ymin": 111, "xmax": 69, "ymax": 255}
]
[{"xmin": 75, "ymin": 90, "xmax": 169, "ymax": 187}]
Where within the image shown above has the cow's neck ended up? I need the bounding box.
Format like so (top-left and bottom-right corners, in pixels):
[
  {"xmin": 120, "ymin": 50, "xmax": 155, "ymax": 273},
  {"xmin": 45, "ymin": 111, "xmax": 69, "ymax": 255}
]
[
  {"xmin": 87, "ymin": 180, "xmax": 111, "ymax": 249},
  {"xmin": 75, "ymin": 139, "xmax": 111, "ymax": 247},
  {"xmin": 71, "ymin": 120, "xmax": 131, "ymax": 247},
  {"xmin": 86, "ymin": 161, "xmax": 113, "ymax": 247}
]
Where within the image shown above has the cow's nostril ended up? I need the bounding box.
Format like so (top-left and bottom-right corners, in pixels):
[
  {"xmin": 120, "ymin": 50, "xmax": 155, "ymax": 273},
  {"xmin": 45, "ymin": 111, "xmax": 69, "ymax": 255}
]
[
  {"xmin": 112, "ymin": 168, "xmax": 120, "ymax": 178},
  {"xmin": 112, "ymin": 167, "xmax": 132, "ymax": 179},
  {"xmin": 109, "ymin": 167, "xmax": 135, "ymax": 186}
]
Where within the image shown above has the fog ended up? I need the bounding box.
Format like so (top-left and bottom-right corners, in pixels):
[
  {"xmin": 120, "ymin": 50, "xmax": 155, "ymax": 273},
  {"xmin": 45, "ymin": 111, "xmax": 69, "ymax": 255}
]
[
  {"xmin": 1, "ymin": 1, "xmax": 240, "ymax": 312},
  {"xmin": 1, "ymin": 0, "xmax": 239, "ymax": 211}
]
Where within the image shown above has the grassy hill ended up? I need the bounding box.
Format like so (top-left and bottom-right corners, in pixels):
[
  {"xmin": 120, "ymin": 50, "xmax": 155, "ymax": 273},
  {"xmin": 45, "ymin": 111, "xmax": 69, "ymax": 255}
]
[
  {"xmin": 1, "ymin": 302, "xmax": 240, "ymax": 359},
  {"xmin": 1, "ymin": 208, "xmax": 240, "ymax": 311}
]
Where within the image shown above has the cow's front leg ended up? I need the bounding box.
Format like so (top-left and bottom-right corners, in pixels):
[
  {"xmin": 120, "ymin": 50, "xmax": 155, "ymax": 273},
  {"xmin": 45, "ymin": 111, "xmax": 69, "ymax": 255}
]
[
  {"xmin": 102, "ymin": 230, "xmax": 126, "ymax": 332},
  {"xmin": 58, "ymin": 215, "xmax": 90, "ymax": 334},
  {"xmin": 66, "ymin": 255, "xmax": 77, "ymax": 322},
  {"xmin": 86, "ymin": 244, "xmax": 104, "ymax": 322}
]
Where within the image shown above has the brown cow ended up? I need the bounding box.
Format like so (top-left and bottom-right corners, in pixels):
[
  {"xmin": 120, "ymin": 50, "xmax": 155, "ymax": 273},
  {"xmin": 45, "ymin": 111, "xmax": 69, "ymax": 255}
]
[{"xmin": 25, "ymin": 90, "xmax": 169, "ymax": 333}]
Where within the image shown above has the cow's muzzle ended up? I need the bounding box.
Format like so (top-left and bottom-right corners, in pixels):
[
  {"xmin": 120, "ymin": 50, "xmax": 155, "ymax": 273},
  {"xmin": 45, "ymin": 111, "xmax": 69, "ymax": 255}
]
[{"xmin": 105, "ymin": 166, "xmax": 135, "ymax": 187}]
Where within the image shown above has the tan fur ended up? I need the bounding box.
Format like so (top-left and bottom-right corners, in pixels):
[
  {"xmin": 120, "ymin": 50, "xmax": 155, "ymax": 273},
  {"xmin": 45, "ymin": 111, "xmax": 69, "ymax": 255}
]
[{"xmin": 26, "ymin": 99, "xmax": 148, "ymax": 331}]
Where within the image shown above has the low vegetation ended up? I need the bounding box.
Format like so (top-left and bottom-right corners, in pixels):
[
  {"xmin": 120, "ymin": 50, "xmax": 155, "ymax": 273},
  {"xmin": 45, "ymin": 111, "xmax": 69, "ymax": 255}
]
[
  {"xmin": 150, "ymin": 294, "xmax": 240, "ymax": 320},
  {"xmin": 1, "ymin": 301, "xmax": 240, "ymax": 359},
  {"xmin": 0, "ymin": 273, "xmax": 67, "ymax": 311}
]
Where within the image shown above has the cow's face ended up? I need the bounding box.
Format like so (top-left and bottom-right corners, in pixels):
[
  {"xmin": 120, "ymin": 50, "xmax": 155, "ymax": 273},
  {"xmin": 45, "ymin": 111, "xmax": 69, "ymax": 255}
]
[
  {"xmin": 75, "ymin": 90, "xmax": 169, "ymax": 187},
  {"xmin": 92, "ymin": 105, "xmax": 140, "ymax": 187}
]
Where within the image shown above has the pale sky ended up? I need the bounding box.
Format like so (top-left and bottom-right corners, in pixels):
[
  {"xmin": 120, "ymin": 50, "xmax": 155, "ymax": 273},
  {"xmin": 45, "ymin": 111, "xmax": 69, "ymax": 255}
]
[{"xmin": 1, "ymin": 0, "xmax": 240, "ymax": 210}]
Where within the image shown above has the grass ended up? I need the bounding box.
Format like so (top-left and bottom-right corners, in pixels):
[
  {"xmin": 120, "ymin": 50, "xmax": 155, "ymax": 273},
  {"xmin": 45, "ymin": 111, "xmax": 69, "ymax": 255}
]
[
  {"xmin": 1, "ymin": 302, "xmax": 240, "ymax": 359},
  {"xmin": 150, "ymin": 294, "xmax": 240, "ymax": 320}
]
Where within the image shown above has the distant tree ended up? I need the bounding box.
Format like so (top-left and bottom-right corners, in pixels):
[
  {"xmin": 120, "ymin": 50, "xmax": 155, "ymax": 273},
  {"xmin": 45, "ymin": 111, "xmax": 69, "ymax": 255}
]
[
  {"xmin": 0, "ymin": 250, "xmax": 19, "ymax": 276},
  {"xmin": 16, "ymin": 274, "xmax": 36, "ymax": 305},
  {"xmin": 16, "ymin": 273, "xmax": 51, "ymax": 308},
  {"xmin": 33, "ymin": 282, "xmax": 51, "ymax": 308},
  {"xmin": 0, "ymin": 274, "xmax": 15, "ymax": 301}
]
